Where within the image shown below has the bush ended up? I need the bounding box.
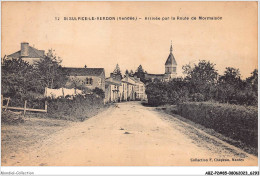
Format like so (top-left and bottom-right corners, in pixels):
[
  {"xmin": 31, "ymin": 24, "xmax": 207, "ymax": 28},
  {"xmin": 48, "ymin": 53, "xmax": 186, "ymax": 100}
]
[
  {"xmin": 92, "ymin": 87, "xmax": 105, "ymax": 99},
  {"xmin": 190, "ymin": 93, "xmax": 205, "ymax": 102},
  {"xmin": 177, "ymin": 102, "xmax": 258, "ymax": 148},
  {"xmin": 145, "ymin": 78, "xmax": 189, "ymax": 106},
  {"xmin": 47, "ymin": 94, "xmax": 104, "ymax": 121}
]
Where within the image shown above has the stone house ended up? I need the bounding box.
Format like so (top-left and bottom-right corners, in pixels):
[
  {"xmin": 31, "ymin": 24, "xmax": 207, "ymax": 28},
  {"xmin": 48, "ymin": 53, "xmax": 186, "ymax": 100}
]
[
  {"xmin": 121, "ymin": 75, "xmax": 136, "ymax": 101},
  {"xmin": 62, "ymin": 67, "xmax": 105, "ymax": 92},
  {"xmin": 105, "ymin": 77, "xmax": 121, "ymax": 103},
  {"xmin": 131, "ymin": 76, "xmax": 146, "ymax": 100},
  {"xmin": 7, "ymin": 42, "xmax": 45, "ymax": 65}
]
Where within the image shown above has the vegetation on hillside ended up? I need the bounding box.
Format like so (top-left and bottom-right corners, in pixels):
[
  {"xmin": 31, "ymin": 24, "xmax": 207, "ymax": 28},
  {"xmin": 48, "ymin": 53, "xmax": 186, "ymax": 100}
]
[{"xmin": 146, "ymin": 60, "xmax": 258, "ymax": 106}]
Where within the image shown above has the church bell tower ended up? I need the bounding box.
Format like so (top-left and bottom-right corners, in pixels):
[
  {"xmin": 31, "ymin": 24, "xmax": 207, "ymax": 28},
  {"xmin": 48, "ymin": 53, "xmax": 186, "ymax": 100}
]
[{"xmin": 165, "ymin": 41, "xmax": 177, "ymax": 79}]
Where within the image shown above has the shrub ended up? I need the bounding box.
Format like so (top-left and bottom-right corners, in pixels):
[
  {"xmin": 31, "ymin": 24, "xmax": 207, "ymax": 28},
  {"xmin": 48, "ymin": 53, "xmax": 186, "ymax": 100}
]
[
  {"xmin": 190, "ymin": 93, "xmax": 205, "ymax": 102},
  {"xmin": 177, "ymin": 102, "xmax": 258, "ymax": 148},
  {"xmin": 47, "ymin": 94, "xmax": 104, "ymax": 121}
]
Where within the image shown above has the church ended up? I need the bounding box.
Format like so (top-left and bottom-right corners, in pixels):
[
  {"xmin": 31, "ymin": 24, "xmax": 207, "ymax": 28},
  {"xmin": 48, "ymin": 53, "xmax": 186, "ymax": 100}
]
[{"xmin": 144, "ymin": 43, "xmax": 177, "ymax": 82}]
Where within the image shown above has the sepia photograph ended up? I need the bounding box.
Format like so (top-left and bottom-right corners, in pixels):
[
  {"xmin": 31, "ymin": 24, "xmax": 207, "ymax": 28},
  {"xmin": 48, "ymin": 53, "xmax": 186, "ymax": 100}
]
[{"xmin": 0, "ymin": 0, "xmax": 258, "ymax": 175}]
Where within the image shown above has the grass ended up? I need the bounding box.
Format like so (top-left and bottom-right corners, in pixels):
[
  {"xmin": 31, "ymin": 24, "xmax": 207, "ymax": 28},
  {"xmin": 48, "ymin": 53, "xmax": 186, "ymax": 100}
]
[
  {"xmin": 156, "ymin": 104, "xmax": 258, "ymax": 156},
  {"xmin": 1, "ymin": 114, "xmax": 74, "ymax": 164}
]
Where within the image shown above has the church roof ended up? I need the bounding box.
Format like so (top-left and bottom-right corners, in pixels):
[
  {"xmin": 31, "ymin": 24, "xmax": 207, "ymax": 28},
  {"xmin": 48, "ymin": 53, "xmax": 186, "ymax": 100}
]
[
  {"xmin": 165, "ymin": 53, "xmax": 177, "ymax": 65},
  {"xmin": 165, "ymin": 43, "xmax": 177, "ymax": 65}
]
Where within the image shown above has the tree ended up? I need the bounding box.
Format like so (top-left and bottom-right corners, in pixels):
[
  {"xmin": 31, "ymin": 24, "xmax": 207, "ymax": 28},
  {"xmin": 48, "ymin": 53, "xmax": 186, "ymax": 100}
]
[
  {"xmin": 92, "ymin": 87, "xmax": 105, "ymax": 99},
  {"xmin": 111, "ymin": 64, "xmax": 122, "ymax": 80},
  {"xmin": 34, "ymin": 49, "xmax": 67, "ymax": 89},
  {"xmin": 216, "ymin": 67, "xmax": 242, "ymax": 104},
  {"xmin": 219, "ymin": 67, "xmax": 241, "ymax": 84},
  {"xmin": 134, "ymin": 64, "xmax": 146, "ymax": 83},
  {"xmin": 246, "ymin": 69, "xmax": 258, "ymax": 94},
  {"xmin": 124, "ymin": 69, "xmax": 129, "ymax": 77},
  {"xmin": 129, "ymin": 70, "xmax": 134, "ymax": 76},
  {"xmin": 183, "ymin": 60, "xmax": 218, "ymax": 100},
  {"xmin": 1, "ymin": 58, "xmax": 42, "ymax": 98}
]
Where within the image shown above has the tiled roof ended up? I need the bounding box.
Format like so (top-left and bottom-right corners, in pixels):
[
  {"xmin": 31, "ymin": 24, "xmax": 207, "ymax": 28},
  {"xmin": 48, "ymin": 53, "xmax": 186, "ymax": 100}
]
[
  {"xmin": 165, "ymin": 53, "xmax": 177, "ymax": 65},
  {"xmin": 129, "ymin": 76, "xmax": 144, "ymax": 84},
  {"xmin": 8, "ymin": 46, "xmax": 45, "ymax": 58},
  {"xmin": 62, "ymin": 67, "xmax": 105, "ymax": 77},
  {"xmin": 105, "ymin": 77, "xmax": 121, "ymax": 85}
]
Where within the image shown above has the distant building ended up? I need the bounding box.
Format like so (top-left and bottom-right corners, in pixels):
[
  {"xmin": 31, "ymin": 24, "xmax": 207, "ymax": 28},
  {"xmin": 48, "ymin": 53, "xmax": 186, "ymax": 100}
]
[
  {"xmin": 144, "ymin": 42, "xmax": 177, "ymax": 82},
  {"xmin": 7, "ymin": 42, "xmax": 45, "ymax": 65},
  {"xmin": 121, "ymin": 76, "xmax": 135, "ymax": 101},
  {"xmin": 104, "ymin": 64, "xmax": 147, "ymax": 103},
  {"xmin": 131, "ymin": 76, "xmax": 146, "ymax": 100},
  {"xmin": 63, "ymin": 67, "xmax": 105, "ymax": 91},
  {"xmin": 105, "ymin": 77, "xmax": 121, "ymax": 103}
]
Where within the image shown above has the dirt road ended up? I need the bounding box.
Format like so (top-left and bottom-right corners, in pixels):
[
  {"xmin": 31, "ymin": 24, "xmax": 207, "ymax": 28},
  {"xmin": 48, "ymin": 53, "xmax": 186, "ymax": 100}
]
[{"xmin": 3, "ymin": 102, "xmax": 257, "ymax": 166}]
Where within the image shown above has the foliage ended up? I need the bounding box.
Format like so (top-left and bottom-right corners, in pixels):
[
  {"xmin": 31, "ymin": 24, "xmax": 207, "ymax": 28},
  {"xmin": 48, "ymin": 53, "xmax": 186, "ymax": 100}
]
[
  {"xmin": 112, "ymin": 64, "xmax": 122, "ymax": 80},
  {"xmin": 47, "ymin": 94, "xmax": 104, "ymax": 121},
  {"xmin": 129, "ymin": 70, "xmax": 134, "ymax": 76},
  {"xmin": 1, "ymin": 58, "xmax": 43, "ymax": 97},
  {"xmin": 2, "ymin": 49, "xmax": 68, "ymax": 100},
  {"xmin": 177, "ymin": 102, "xmax": 258, "ymax": 148},
  {"xmin": 145, "ymin": 78, "xmax": 189, "ymax": 106},
  {"xmin": 34, "ymin": 49, "xmax": 68, "ymax": 89},
  {"xmin": 92, "ymin": 87, "xmax": 105, "ymax": 99},
  {"xmin": 134, "ymin": 65, "xmax": 146, "ymax": 83},
  {"xmin": 145, "ymin": 60, "xmax": 257, "ymax": 107},
  {"xmin": 183, "ymin": 60, "xmax": 218, "ymax": 100},
  {"xmin": 216, "ymin": 67, "xmax": 257, "ymax": 106}
]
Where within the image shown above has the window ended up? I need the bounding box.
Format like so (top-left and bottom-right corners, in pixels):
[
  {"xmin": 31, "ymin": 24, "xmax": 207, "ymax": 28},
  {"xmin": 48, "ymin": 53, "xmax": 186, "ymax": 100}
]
[
  {"xmin": 173, "ymin": 67, "xmax": 176, "ymax": 72},
  {"xmin": 86, "ymin": 78, "xmax": 93, "ymax": 85},
  {"xmin": 98, "ymin": 78, "xmax": 101, "ymax": 85}
]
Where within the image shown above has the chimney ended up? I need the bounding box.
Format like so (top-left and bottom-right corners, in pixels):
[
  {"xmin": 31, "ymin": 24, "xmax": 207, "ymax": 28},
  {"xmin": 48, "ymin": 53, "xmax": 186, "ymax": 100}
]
[{"xmin": 21, "ymin": 42, "xmax": 29, "ymax": 57}]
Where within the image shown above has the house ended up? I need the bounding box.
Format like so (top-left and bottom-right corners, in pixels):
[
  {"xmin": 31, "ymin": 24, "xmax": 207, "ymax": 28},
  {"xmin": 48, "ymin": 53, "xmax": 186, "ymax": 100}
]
[
  {"xmin": 62, "ymin": 67, "xmax": 105, "ymax": 91},
  {"xmin": 131, "ymin": 76, "xmax": 146, "ymax": 100},
  {"xmin": 144, "ymin": 42, "xmax": 177, "ymax": 82},
  {"xmin": 105, "ymin": 77, "xmax": 121, "ymax": 103},
  {"xmin": 7, "ymin": 42, "xmax": 45, "ymax": 65},
  {"xmin": 104, "ymin": 64, "xmax": 147, "ymax": 103},
  {"xmin": 121, "ymin": 75, "xmax": 136, "ymax": 101}
]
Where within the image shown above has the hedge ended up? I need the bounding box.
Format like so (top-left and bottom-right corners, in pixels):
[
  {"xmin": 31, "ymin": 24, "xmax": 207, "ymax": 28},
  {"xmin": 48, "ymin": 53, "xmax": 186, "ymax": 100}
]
[
  {"xmin": 177, "ymin": 102, "xmax": 258, "ymax": 148},
  {"xmin": 47, "ymin": 94, "xmax": 104, "ymax": 121}
]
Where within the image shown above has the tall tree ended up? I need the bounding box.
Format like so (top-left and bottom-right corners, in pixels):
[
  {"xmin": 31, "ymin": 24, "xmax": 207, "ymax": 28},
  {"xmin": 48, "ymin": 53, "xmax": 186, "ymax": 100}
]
[
  {"xmin": 111, "ymin": 64, "xmax": 122, "ymax": 80},
  {"xmin": 246, "ymin": 69, "xmax": 258, "ymax": 94},
  {"xmin": 183, "ymin": 60, "xmax": 218, "ymax": 100},
  {"xmin": 129, "ymin": 70, "xmax": 134, "ymax": 76},
  {"xmin": 134, "ymin": 64, "xmax": 146, "ymax": 83},
  {"xmin": 34, "ymin": 49, "xmax": 67, "ymax": 89},
  {"xmin": 1, "ymin": 58, "xmax": 42, "ymax": 97},
  {"xmin": 124, "ymin": 69, "xmax": 129, "ymax": 77}
]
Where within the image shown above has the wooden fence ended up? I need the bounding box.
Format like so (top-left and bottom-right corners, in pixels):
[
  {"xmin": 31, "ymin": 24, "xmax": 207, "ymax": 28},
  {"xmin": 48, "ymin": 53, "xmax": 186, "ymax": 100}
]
[{"xmin": 1, "ymin": 95, "xmax": 47, "ymax": 115}]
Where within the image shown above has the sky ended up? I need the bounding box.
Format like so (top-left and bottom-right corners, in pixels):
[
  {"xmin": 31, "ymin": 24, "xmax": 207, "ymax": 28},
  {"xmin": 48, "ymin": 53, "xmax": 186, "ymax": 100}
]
[{"xmin": 1, "ymin": 1, "xmax": 258, "ymax": 78}]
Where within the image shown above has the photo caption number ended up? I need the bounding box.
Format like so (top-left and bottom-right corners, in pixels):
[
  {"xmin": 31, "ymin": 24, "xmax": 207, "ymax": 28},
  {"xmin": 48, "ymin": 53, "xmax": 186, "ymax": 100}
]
[
  {"xmin": 55, "ymin": 17, "xmax": 60, "ymax": 21},
  {"xmin": 205, "ymin": 171, "xmax": 259, "ymax": 175}
]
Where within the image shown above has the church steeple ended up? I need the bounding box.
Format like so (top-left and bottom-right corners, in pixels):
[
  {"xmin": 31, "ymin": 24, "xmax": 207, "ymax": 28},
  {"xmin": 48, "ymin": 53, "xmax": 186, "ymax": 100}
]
[
  {"xmin": 165, "ymin": 41, "xmax": 177, "ymax": 79},
  {"xmin": 170, "ymin": 40, "xmax": 173, "ymax": 53}
]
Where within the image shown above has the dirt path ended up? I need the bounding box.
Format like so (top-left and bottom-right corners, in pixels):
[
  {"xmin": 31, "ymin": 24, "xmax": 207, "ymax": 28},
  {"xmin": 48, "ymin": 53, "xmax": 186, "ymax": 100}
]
[{"xmin": 3, "ymin": 102, "xmax": 257, "ymax": 166}]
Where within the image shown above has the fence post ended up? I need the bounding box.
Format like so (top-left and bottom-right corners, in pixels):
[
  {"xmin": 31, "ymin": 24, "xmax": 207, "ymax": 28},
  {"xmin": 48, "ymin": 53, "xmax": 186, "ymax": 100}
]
[
  {"xmin": 24, "ymin": 100, "xmax": 27, "ymax": 116},
  {"xmin": 5, "ymin": 98, "xmax": 10, "ymax": 111},
  {"xmin": 45, "ymin": 101, "xmax": 48, "ymax": 112}
]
